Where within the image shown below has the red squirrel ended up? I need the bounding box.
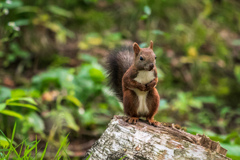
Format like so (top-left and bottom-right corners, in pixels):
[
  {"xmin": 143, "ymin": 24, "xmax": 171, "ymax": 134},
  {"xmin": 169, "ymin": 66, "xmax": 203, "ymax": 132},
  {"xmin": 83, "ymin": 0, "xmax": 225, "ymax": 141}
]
[{"xmin": 106, "ymin": 41, "xmax": 160, "ymax": 126}]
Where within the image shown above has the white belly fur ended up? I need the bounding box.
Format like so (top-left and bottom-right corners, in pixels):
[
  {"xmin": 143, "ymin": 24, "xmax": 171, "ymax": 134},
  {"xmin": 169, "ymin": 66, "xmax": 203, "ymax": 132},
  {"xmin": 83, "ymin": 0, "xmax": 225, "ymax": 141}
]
[
  {"xmin": 133, "ymin": 71, "xmax": 155, "ymax": 116},
  {"xmin": 134, "ymin": 70, "xmax": 155, "ymax": 84},
  {"xmin": 133, "ymin": 89, "xmax": 149, "ymax": 116}
]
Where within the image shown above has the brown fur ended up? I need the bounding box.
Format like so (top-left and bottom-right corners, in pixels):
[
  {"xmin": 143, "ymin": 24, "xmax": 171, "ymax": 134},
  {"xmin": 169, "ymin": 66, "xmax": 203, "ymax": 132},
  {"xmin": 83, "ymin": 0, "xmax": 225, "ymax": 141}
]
[{"xmin": 122, "ymin": 41, "xmax": 160, "ymax": 126}]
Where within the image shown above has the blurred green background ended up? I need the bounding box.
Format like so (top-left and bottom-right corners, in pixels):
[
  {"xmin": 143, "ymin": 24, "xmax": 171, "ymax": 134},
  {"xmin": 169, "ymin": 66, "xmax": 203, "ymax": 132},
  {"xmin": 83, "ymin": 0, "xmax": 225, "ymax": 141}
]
[{"xmin": 0, "ymin": 0, "xmax": 240, "ymax": 159}]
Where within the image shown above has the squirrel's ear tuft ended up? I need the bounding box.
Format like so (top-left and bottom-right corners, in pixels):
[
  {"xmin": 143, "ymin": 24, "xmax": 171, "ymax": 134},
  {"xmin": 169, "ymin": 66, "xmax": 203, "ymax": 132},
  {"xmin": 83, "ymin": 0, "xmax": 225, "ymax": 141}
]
[
  {"xmin": 133, "ymin": 42, "xmax": 141, "ymax": 55},
  {"xmin": 149, "ymin": 40, "xmax": 153, "ymax": 49}
]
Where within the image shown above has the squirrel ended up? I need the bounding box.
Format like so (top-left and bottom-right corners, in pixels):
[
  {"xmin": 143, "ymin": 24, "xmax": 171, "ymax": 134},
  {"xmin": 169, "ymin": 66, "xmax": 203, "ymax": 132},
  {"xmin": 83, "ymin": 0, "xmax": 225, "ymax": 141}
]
[{"xmin": 106, "ymin": 41, "xmax": 160, "ymax": 126}]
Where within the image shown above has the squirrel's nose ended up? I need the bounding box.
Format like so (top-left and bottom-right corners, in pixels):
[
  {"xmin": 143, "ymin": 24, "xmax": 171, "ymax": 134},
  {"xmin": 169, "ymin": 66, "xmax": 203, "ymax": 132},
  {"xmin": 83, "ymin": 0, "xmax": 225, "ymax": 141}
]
[{"xmin": 149, "ymin": 63, "xmax": 154, "ymax": 71}]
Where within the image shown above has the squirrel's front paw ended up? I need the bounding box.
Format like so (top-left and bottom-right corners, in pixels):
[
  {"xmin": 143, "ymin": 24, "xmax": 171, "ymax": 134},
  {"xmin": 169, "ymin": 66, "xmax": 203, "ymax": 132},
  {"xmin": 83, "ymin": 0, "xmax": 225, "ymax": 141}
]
[
  {"xmin": 138, "ymin": 85, "xmax": 146, "ymax": 91},
  {"xmin": 144, "ymin": 83, "xmax": 152, "ymax": 91},
  {"xmin": 144, "ymin": 84, "xmax": 150, "ymax": 91},
  {"xmin": 145, "ymin": 81, "xmax": 156, "ymax": 90}
]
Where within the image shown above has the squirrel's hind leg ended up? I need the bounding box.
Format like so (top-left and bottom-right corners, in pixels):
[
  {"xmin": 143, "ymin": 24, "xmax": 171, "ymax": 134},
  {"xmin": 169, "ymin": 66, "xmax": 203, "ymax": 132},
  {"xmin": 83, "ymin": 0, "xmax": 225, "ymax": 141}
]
[
  {"xmin": 123, "ymin": 90, "xmax": 139, "ymax": 125},
  {"xmin": 146, "ymin": 88, "xmax": 160, "ymax": 127}
]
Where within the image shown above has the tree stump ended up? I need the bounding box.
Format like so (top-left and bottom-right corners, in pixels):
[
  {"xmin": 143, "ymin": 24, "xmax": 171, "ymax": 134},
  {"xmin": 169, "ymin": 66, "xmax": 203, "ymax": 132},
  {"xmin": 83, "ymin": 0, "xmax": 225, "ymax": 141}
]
[{"xmin": 85, "ymin": 115, "xmax": 231, "ymax": 160}]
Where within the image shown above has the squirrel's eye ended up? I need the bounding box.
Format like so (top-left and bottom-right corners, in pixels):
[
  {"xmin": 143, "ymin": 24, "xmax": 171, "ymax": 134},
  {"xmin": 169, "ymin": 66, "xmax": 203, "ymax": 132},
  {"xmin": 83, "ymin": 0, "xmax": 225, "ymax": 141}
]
[
  {"xmin": 140, "ymin": 56, "xmax": 144, "ymax": 60},
  {"xmin": 155, "ymin": 56, "xmax": 157, "ymax": 59}
]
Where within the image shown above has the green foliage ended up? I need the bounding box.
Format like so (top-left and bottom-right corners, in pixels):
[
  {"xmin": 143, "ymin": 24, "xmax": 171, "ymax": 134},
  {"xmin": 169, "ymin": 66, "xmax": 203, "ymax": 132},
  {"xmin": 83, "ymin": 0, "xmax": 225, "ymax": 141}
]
[
  {"xmin": 0, "ymin": 97, "xmax": 38, "ymax": 120},
  {"xmin": 78, "ymin": 32, "xmax": 122, "ymax": 50},
  {"xmin": 54, "ymin": 134, "xmax": 69, "ymax": 159},
  {"xmin": 141, "ymin": 5, "xmax": 151, "ymax": 20},
  {"xmin": 0, "ymin": 124, "xmax": 69, "ymax": 159},
  {"xmin": 0, "ymin": 54, "xmax": 121, "ymax": 158},
  {"xmin": 1, "ymin": 0, "xmax": 240, "ymax": 159},
  {"xmin": 234, "ymin": 65, "xmax": 240, "ymax": 83},
  {"xmin": 0, "ymin": 87, "xmax": 11, "ymax": 102},
  {"xmin": 32, "ymin": 68, "xmax": 75, "ymax": 92},
  {"xmin": 2, "ymin": 42, "xmax": 31, "ymax": 67},
  {"xmin": 0, "ymin": 136, "xmax": 11, "ymax": 148},
  {"xmin": 22, "ymin": 112, "xmax": 44, "ymax": 133}
]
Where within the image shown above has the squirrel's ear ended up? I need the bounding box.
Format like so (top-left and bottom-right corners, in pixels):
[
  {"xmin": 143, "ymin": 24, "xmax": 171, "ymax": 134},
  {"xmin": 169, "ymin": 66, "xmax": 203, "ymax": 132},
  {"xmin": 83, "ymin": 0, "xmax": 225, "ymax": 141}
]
[
  {"xmin": 149, "ymin": 40, "xmax": 153, "ymax": 50},
  {"xmin": 133, "ymin": 42, "xmax": 141, "ymax": 55}
]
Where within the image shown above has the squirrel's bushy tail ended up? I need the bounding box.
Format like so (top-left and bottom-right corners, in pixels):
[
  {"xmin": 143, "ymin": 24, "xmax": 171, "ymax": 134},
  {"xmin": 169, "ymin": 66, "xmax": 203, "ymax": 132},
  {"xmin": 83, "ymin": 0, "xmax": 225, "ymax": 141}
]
[{"xmin": 106, "ymin": 47, "xmax": 134, "ymax": 101}]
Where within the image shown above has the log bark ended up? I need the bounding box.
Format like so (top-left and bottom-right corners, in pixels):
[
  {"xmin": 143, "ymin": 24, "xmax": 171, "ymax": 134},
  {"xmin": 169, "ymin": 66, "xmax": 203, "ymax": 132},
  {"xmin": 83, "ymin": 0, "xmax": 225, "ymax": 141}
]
[{"xmin": 85, "ymin": 115, "xmax": 231, "ymax": 160}]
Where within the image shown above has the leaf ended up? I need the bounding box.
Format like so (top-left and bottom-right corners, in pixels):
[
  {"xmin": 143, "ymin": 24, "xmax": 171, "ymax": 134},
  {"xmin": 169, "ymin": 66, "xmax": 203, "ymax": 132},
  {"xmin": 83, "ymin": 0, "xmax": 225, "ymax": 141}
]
[
  {"xmin": 234, "ymin": 65, "xmax": 240, "ymax": 83},
  {"xmin": 6, "ymin": 123, "xmax": 19, "ymax": 159},
  {"xmin": 54, "ymin": 134, "xmax": 69, "ymax": 159},
  {"xmin": 64, "ymin": 95, "xmax": 82, "ymax": 108},
  {"xmin": 220, "ymin": 107, "xmax": 230, "ymax": 118},
  {"xmin": 11, "ymin": 89, "xmax": 27, "ymax": 98},
  {"xmin": 220, "ymin": 143, "xmax": 240, "ymax": 158},
  {"xmin": 26, "ymin": 112, "xmax": 45, "ymax": 133},
  {"xmin": 223, "ymin": 131, "xmax": 239, "ymax": 143},
  {"xmin": 48, "ymin": 5, "xmax": 72, "ymax": 18},
  {"xmin": 6, "ymin": 97, "xmax": 37, "ymax": 105},
  {"xmin": 119, "ymin": 155, "xmax": 127, "ymax": 160},
  {"xmin": 106, "ymin": 32, "xmax": 122, "ymax": 41},
  {"xmin": 64, "ymin": 112, "xmax": 80, "ymax": 131},
  {"xmin": 78, "ymin": 42, "xmax": 89, "ymax": 50},
  {"xmin": 140, "ymin": 14, "xmax": 148, "ymax": 20},
  {"xmin": 1, "ymin": 1, "xmax": 22, "ymax": 9},
  {"xmin": 15, "ymin": 6, "xmax": 39, "ymax": 13},
  {"xmin": 0, "ymin": 110, "xmax": 23, "ymax": 119},
  {"xmin": 56, "ymin": 30, "xmax": 67, "ymax": 43},
  {"xmin": 32, "ymin": 68, "xmax": 75, "ymax": 91},
  {"xmin": 189, "ymin": 99, "xmax": 202, "ymax": 109},
  {"xmin": 22, "ymin": 140, "xmax": 40, "ymax": 158},
  {"xmin": 151, "ymin": 30, "xmax": 164, "ymax": 35},
  {"xmin": 139, "ymin": 42, "xmax": 147, "ymax": 48},
  {"xmin": 0, "ymin": 136, "xmax": 10, "ymax": 148},
  {"xmin": 29, "ymin": 89, "xmax": 41, "ymax": 98},
  {"xmin": 195, "ymin": 96, "xmax": 217, "ymax": 104},
  {"xmin": 78, "ymin": 54, "xmax": 98, "ymax": 63},
  {"xmin": 81, "ymin": 109, "xmax": 95, "ymax": 126},
  {"xmin": 187, "ymin": 46, "xmax": 198, "ymax": 57},
  {"xmin": 14, "ymin": 19, "xmax": 30, "ymax": 26},
  {"xmin": 40, "ymin": 142, "xmax": 48, "ymax": 160},
  {"xmin": 0, "ymin": 86, "xmax": 11, "ymax": 102},
  {"xmin": 7, "ymin": 102, "xmax": 38, "ymax": 111},
  {"xmin": 187, "ymin": 126, "xmax": 204, "ymax": 135},
  {"xmin": 86, "ymin": 153, "xmax": 91, "ymax": 160},
  {"xmin": 86, "ymin": 33, "xmax": 103, "ymax": 46},
  {"xmin": 10, "ymin": 43, "xmax": 29, "ymax": 59},
  {"xmin": 144, "ymin": 5, "xmax": 151, "ymax": 15},
  {"xmin": 89, "ymin": 68, "xmax": 105, "ymax": 83},
  {"xmin": 0, "ymin": 103, "xmax": 6, "ymax": 111}
]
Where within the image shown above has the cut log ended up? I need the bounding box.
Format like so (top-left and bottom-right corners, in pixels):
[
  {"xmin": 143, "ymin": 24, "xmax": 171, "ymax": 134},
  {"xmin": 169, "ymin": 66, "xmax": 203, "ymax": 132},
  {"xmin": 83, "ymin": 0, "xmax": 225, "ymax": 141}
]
[{"xmin": 84, "ymin": 115, "xmax": 231, "ymax": 160}]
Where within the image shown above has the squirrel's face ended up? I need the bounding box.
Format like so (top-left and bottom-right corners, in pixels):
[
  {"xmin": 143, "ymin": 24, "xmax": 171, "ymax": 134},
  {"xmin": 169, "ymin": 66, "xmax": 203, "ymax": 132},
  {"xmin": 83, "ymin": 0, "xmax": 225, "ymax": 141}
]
[{"xmin": 133, "ymin": 41, "xmax": 156, "ymax": 71}]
